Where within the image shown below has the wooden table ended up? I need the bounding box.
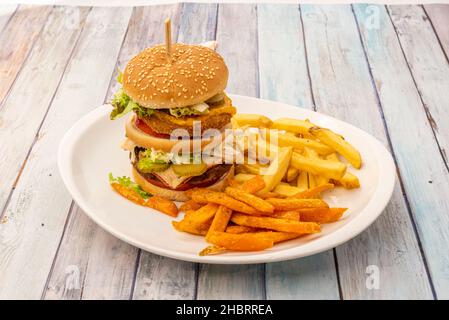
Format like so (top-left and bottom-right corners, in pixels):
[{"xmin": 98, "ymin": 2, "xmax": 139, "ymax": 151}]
[{"xmin": 1, "ymin": 3, "xmax": 448, "ymax": 300}]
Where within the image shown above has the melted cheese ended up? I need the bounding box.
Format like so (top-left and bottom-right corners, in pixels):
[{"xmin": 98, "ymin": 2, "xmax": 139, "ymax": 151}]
[
  {"xmin": 152, "ymin": 166, "xmax": 192, "ymax": 189},
  {"xmin": 152, "ymin": 162, "xmax": 219, "ymax": 189}
]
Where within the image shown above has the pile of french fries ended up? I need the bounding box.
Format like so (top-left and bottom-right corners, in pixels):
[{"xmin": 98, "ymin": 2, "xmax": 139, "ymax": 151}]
[
  {"xmin": 174, "ymin": 115, "xmax": 361, "ymax": 255},
  {"xmin": 110, "ymin": 114, "xmax": 362, "ymax": 255},
  {"xmin": 174, "ymin": 176, "xmax": 347, "ymax": 255},
  {"xmin": 231, "ymin": 115, "xmax": 362, "ymax": 196}
]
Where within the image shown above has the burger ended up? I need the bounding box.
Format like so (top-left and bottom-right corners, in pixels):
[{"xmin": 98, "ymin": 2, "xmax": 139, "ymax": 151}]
[{"xmin": 110, "ymin": 43, "xmax": 236, "ymax": 201}]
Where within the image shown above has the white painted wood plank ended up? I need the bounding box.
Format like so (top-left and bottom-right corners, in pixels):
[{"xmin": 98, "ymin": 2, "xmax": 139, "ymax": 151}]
[
  {"xmin": 424, "ymin": 4, "xmax": 449, "ymax": 59},
  {"xmin": 258, "ymin": 4, "xmax": 314, "ymax": 109},
  {"xmin": 257, "ymin": 4, "xmax": 339, "ymax": 300},
  {"xmin": 0, "ymin": 6, "xmax": 90, "ymax": 221},
  {"xmin": 45, "ymin": 208, "xmax": 139, "ymax": 300},
  {"xmin": 353, "ymin": 3, "xmax": 449, "ymax": 298},
  {"xmin": 0, "ymin": 6, "xmax": 132, "ymax": 299},
  {"xmin": 0, "ymin": 5, "xmax": 52, "ymax": 106},
  {"xmin": 196, "ymin": 4, "xmax": 264, "ymax": 300},
  {"xmin": 44, "ymin": 6, "xmax": 178, "ymax": 300},
  {"xmin": 133, "ymin": 254, "xmax": 197, "ymax": 300},
  {"xmin": 177, "ymin": 3, "xmax": 217, "ymax": 44},
  {"xmin": 301, "ymin": 4, "xmax": 433, "ymax": 299},
  {"xmin": 215, "ymin": 4, "xmax": 258, "ymax": 97},
  {"xmin": 0, "ymin": 4, "xmax": 17, "ymax": 33},
  {"xmin": 388, "ymin": 5, "xmax": 449, "ymax": 166}
]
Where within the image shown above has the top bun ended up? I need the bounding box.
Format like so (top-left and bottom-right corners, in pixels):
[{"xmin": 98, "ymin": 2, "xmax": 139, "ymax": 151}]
[{"xmin": 122, "ymin": 43, "xmax": 228, "ymax": 109}]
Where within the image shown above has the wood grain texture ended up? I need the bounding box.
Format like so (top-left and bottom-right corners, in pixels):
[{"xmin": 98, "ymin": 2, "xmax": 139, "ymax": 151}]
[
  {"xmin": 388, "ymin": 5, "xmax": 449, "ymax": 166},
  {"xmin": 0, "ymin": 6, "xmax": 132, "ymax": 300},
  {"xmin": 45, "ymin": 207, "xmax": 138, "ymax": 300},
  {"xmin": 257, "ymin": 4, "xmax": 339, "ymax": 300},
  {"xmin": 45, "ymin": 4, "xmax": 185, "ymax": 301},
  {"xmin": 301, "ymin": 4, "xmax": 433, "ymax": 299},
  {"xmin": 43, "ymin": 7, "xmax": 146, "ymax": 300},
  {"xmin": 178, "ymin": 3, "xmax": 217, "ymax": 44},
  {"xmin": 133, "ymin": 254, "xmax": 196, "ymax": 300},
  {"xmin": 106, "ymin": 4, "xmax": 181, "ymax": 101},
  {"xmin": 196, "ymin": 4, "xmax": 264, "ymax": 300},
  {"xmin": 424, "ymin": 4, "xmax": 449, "ymax": 59},
  {"xmin": 0, "ymin": 4, "xmax": 17, "ymax": 33},
  {"xmin": 353, "ymin": 4, "xmax": 449, "ymax": 298},
  {"xmin": 215, "ymin": 4, "xmax": 258, "ymax": 97},
  {"xmin": 0, "ymin": 5, "xmax": 52, "ymax": 106},
  {"xmin": 106, "ymin": 4, "xmax": 196, "ymax": 300},
  {"xmin": 0, "ymin": 6, "xmax": 90, "ymax": 222}
]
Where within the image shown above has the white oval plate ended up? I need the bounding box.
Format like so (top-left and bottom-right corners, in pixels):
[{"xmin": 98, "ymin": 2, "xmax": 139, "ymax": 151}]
[{"xmin": 58, "ymin": 95, "xmax": 395, "ymax": 264}]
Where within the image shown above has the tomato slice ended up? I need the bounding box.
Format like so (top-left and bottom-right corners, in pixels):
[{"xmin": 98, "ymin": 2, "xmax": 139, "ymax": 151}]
[{"xmin": 135, "ymin": 118, "xmax": 171, "ymax": 139}]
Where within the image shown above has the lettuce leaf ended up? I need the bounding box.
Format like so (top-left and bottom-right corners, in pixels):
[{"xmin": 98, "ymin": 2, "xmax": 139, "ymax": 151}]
[
  {"xmin": 117, "ymin": 68, "xmax": 123, "ymax": 84},
  {"xmin": 110, "ymin": 88, "xmax": 154, "ymax": 120},
  {"xmin": 109, "ymin": 173, "xmax": 151, "ymax": 200}
]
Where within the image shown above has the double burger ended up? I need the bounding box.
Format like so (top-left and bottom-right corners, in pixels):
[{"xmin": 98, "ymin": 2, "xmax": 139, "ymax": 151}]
[{"xmin": 110, "ymin": 43, "xmax": 236, "ymax": 201}]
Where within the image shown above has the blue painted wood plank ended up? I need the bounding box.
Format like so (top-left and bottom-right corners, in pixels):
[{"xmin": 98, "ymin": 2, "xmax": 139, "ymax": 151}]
[
  {"xmin": 352, "ymin": 3, "xmax": 449, "ymax": 299},
  {"xmin": 257, "ymin": 4, "xmax": 340, "ymax": 300},
  {"xmin": 301, "ymin": 4, "xmax": 433, "ymax": 299}
]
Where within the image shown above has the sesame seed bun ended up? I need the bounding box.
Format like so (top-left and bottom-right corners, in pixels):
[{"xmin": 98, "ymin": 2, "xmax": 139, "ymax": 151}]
[
  {"xmin": 122, "ymin": 43, "xmax": 228, "ymax": 109},
  {"xmin": 131, "ymin": 165, "xmax": 234, "ymax": 202}
]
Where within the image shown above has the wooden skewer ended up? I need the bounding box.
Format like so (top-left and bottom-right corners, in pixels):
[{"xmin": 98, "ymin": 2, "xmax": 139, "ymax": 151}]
[{"xmin": 165, "ymin": 18, "xmax": 172, "ymax": 63}]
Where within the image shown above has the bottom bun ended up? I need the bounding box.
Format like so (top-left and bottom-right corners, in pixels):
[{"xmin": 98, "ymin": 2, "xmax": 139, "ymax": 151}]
[{"xmin": 132, "ymin": 165, "xmax": 234, "ymax": 202}]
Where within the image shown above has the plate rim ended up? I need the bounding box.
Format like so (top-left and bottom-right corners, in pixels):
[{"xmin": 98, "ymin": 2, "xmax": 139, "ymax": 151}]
[{"xmin": 58, "ymin": 94, "xmax": 396, "ymax": 264}]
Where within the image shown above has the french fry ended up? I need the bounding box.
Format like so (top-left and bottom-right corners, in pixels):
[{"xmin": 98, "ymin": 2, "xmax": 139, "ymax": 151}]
[
  {"xmin": 206, "ymin": 206, "xmax": 233, "ymax": 240},
  {"xmin": 304, "ymin": 147, "xmax": 329, "ymax": 187},
  {"xmin": 146, "ymin": 196, "xmax": 179, "ymax": 217},
  {"xmin": 172, "ymin": 203, "xmax": 218, "ymax": 235},
  {"xmin": 189, "ymin": 189, "xmax": 259, "ymax": 215},
  {"xmin": 111, "ymin": 183, "xmax": 146, "ymax": 206},
  {"xmin": 225, "ymin": 187, "xmax": 274, "ymax": 214},
  {"xmin": 231, "ymin": 213, "xmax": 320, "ymax": 234},
  {"xmin": 258, "ymin": 191, "xmax": 282, "ymax": 199},
  {"xmin": 293, "ymin": 183, "xmax": 334, "ymax": 199},
  {"xmin": 274, "ymin": 183, "xmax": 303, "ymax": 197},
  {"xmin": 240, "ymin": 175, "xmax": 266, "ymax": 194},
  {"xmin": 296, "ymin": 171, "xmax": 308, "ymax": 191},
  {"xmin": 298, "ymin": 207, "xmax": 347, "ymax": 223},
  {"xmin": 284, "ymin": 166, "xmax": 299, "ymax": 182},
  {"xmin": 307, "ymin": 173, "xmax": 317, "ymax": 189},
  {"xmin": 111, "ymin": 183, "xmax": 178, "ymax": 217},
  {"xmin": 309, "ymin": 127, "xmax": 362, "ymax": 169},
  {"xmin": 255, "ymin": 231, "xmax": 302, "ymax": 243},
  {"xmin": 233, "ymin": 173, "xmax": 256, "ymax": 182},
  {"xmin": 238, "ymin": 163, "xmax": 264, "ymax": 175},
  {"xmin": 326, "ymin": 153, "xmax": 360, "ymax": 189},
  {"xmin": 232, "ymin": 114, "xmax": 273, "ymax": 128},
  {"xmin": 271, "ymin": 210, "xmax": 300, "ymax": 220},
  {"xmin": 275, "ymin": 132, "xmax": 333, "ymax": 155},
  {"xmin": 199, "ymin": 245, "xmax": 227, "ymax": 256},
  {"xmin": 179, "ymin": 200, "xmax": 203, "ymax": 212},
  {"xmin": 228, "ymin": 179, "xmax": 243, "ymax": 188},
  {"xmin": 291, "ymin": 152, "xmax": 346, "ymax": 180},
  {"xmin": 258, "ymin": 147, "xmax": 292, "ymax": 195},
  {"xmin": 226, "ymin": 225, "xmax": 262, "ymax": 234},
  {"xmin": 266, "ymin": 198, "xmax": 329, "ymax": 211},
  {"xmin": 271, "ymin": 118, "xmax": 315, "ymax": 135},
  {"xmin": 207, "ymin": 231, "xmax": 274, "ymax": 251},
  {"xmin": 334, "ymin": 174, "xmax": 360, "ymax": 189}
]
